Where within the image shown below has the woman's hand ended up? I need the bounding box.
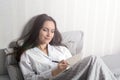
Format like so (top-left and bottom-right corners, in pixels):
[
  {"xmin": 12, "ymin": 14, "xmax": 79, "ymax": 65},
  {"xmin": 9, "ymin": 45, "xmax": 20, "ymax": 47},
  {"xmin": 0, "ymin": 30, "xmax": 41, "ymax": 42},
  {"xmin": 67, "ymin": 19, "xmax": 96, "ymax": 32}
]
[
  {"xmin": 52, "ymin": 60, "xmax": 69, "ymax": 76},
  {"xmin": 58, "ymin": 60, "xmax": 69, "ymax": 71}
]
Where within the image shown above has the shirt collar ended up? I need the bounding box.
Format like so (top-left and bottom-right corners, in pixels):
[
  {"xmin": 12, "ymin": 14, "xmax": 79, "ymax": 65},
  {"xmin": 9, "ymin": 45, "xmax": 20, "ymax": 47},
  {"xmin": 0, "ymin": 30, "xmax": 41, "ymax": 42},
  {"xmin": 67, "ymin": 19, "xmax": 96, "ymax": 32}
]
[{"xmin": 33, "ymin": 44, "xmax": 52, "ymax": 57}]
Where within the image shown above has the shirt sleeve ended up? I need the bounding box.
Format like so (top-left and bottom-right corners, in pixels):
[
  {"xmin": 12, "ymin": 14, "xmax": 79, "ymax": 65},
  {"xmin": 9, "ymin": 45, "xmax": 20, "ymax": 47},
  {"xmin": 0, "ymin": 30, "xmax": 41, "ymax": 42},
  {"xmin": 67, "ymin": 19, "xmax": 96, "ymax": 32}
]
[{"xmin": 19, "ymin": 52, "xmax": 53, "ymax": 80}]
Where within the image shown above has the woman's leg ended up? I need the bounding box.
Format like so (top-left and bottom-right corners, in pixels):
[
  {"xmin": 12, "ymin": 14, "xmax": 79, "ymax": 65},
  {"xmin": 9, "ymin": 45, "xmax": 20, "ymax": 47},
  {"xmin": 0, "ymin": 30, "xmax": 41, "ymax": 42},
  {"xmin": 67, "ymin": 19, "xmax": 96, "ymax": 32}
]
[
  {"xmin": 52, "ymin": 55, "xmax": 117, "ymax": 80},
  {"xmin": 86, "ymin": 56, "xmax": 117, "ymax": 80}
]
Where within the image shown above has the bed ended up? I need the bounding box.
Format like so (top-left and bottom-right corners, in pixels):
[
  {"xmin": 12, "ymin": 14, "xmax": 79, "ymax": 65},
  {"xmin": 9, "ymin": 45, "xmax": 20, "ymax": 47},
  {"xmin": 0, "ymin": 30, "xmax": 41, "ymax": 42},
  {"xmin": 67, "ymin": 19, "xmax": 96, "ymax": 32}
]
[{"xmin": 1, "ymin": 30, "xmax": 120, "ymax": 80}]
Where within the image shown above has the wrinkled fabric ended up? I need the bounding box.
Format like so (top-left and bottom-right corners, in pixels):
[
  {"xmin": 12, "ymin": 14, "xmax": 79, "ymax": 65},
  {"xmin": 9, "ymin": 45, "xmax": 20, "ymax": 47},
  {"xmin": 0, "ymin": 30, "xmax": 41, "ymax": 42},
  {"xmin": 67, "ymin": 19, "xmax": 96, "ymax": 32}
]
[
  {"xmin": 19, "ymin": 45, "xmax": 72, "ymax": 80},
  {"xmin": 52, "ymin": 55, "xmax": 117, "ymax": 80}
]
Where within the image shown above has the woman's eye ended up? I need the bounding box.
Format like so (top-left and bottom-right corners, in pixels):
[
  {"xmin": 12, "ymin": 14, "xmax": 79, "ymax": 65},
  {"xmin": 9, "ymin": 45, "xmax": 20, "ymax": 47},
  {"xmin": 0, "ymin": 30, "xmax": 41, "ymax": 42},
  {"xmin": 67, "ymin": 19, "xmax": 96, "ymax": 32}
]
[
  {"xmin": 51, "ymin": 30, "xmax": 55, "ymax": 33},
  {"xmin": 43, "ymin": 29, "xmax": 47, "ymax": 32}
]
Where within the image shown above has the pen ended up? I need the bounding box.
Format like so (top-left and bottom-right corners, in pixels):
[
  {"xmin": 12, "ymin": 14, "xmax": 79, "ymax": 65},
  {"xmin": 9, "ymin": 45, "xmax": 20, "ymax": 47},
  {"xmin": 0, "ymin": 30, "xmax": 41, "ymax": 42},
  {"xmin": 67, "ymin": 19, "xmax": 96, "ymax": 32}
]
[{"xmin": 52, "ymin": 60, "xmax": 59, "ymax": 63}]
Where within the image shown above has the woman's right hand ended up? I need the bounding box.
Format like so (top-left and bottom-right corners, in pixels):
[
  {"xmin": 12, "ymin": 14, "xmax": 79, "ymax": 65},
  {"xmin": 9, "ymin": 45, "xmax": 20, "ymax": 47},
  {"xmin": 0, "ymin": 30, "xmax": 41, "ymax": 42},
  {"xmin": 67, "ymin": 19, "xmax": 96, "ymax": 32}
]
[{"xmin": 52, "ymin": 60, "xmax": 69, "ymax": 76}]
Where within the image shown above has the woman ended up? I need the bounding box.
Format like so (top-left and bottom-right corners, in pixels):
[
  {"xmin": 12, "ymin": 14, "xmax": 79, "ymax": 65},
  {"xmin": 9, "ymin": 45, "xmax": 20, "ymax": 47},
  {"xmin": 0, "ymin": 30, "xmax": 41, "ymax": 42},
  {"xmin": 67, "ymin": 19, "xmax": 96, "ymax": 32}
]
[{"xmin": 15, "ymin": 14, "xmax": 117, "ymax": 80}]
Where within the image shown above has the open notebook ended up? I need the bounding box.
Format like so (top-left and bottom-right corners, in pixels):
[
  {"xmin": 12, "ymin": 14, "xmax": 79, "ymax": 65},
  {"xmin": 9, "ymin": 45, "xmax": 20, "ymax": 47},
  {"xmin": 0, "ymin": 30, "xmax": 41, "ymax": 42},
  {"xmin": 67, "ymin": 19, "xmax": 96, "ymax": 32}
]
[
  {"xmin": 52, "ymin": 53, "xmax": 82, "ymax": 70},
  {"xmin": 66, "ymin": 53, "xmax": 82, "ymax": 69}
]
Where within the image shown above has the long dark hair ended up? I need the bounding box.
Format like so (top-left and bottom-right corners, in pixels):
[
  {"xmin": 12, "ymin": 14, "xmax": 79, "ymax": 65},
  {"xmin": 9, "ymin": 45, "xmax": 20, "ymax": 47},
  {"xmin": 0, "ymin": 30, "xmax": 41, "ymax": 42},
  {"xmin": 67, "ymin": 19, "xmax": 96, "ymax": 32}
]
[{"xmin": 14, "ymin": 14, "xmax": 63, "ymax": 62}]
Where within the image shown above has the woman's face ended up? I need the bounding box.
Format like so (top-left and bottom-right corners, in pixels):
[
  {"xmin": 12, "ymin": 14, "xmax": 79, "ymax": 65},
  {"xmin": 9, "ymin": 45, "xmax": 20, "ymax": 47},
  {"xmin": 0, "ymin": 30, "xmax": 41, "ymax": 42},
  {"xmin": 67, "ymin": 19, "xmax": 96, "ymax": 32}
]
[{"xmin": 39, "ymin": 21, "xmax": 55, "ymax": 45}]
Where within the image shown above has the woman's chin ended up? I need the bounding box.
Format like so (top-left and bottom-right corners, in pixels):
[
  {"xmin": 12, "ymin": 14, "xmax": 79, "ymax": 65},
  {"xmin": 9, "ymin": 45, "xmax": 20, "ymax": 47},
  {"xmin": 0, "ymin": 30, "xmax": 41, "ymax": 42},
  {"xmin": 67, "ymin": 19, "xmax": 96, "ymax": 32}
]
[
  {"xmin": 44, "ymin": 41, "xmax": 50, "ymax": 44},
  {"xmin": 42, "ymin": 40, "xmax": 51, "ymax": 44}
]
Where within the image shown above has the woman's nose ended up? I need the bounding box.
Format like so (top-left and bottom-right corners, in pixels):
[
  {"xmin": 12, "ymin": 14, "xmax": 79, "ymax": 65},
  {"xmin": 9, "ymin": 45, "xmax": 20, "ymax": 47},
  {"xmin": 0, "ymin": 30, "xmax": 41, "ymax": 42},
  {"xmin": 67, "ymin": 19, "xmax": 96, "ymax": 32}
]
[{"xmin": 47, "ymin": 31, "xmax": 51, "ymax": 37}]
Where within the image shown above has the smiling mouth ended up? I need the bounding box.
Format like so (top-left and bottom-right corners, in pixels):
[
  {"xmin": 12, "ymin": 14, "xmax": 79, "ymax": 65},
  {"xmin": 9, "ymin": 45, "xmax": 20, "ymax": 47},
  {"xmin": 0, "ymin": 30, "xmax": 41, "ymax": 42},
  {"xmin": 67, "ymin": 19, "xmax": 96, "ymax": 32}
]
[{"xmin": 45, "ymin": 38, "xmax": 51, "ymax": 40}]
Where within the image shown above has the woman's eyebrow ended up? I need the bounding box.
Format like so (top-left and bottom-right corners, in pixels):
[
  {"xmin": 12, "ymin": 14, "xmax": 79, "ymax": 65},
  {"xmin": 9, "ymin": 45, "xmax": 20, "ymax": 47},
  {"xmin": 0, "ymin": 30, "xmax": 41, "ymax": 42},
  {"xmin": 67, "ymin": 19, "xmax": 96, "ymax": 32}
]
[{"xmin": 43, "ymin": 27, "xmax": 55, "ymax": 30}]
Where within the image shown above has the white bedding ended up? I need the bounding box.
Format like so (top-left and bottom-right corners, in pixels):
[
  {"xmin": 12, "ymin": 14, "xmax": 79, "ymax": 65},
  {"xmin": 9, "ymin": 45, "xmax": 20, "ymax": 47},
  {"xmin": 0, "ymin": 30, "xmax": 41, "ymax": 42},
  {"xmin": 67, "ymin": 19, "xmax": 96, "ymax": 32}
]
[{"xmin": 102, "ymin": 53, "xmax": 120, "ymax": 80}]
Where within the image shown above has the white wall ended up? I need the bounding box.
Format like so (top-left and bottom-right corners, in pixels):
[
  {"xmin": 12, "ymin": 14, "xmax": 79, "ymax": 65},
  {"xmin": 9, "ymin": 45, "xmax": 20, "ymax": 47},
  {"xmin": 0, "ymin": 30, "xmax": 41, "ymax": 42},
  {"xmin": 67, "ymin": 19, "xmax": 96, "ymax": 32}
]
[
  {"xmin": 0, "ymin": 0, "xmax": 14, "ymax": 48},
  {"xmin": 0, "ymin": 0, "xmax": 26, "ymax": 48},
  {"xmin": 0, "ymin": 0, "xmax": 120, "ymax": 57}
]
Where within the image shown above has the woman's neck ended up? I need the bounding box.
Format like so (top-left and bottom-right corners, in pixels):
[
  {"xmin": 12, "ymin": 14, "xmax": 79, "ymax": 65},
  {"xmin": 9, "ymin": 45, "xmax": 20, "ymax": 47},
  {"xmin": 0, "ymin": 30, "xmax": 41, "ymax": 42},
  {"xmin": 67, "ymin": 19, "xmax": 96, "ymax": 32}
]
[
  {"xmin": 38, "ymin": 44, "xmax": 48, "ymax": 55},
  {"xmin": 39, "ymin": 44, "xmax": 47, "ymax": 50}
]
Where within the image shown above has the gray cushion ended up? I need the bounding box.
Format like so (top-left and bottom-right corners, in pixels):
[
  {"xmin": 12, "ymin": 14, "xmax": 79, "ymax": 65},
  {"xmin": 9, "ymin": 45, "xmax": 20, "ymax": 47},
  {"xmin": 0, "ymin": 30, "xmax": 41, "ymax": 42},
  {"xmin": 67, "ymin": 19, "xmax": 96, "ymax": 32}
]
[
  {"xmin": 0, "ymin": 49, "xmax": 8, "ymax": 75},
  {"xmin": 102, "ymin": 53, "xmax": 120, "ymax": 71},
  {"xmin": 61, "ymin": 31, "xmax": 83, "ymax": 56},
  {"xmin": 7, "ymin": 65, "xmax": 24, "ymax": 80},
  {"xmin": 5, "ymin": 48, "xmax": 24, "ymax": 80},
  {"xmin": 4, "ymin": 48, "xmax": 17, "ymax": 65},
  {"xmin": 102, "ymin": 53, "xmax": 120, "ymax": 80},
  {"xmin": 0, "ymin": 75, "xmax": 10, "ymax": 80}
]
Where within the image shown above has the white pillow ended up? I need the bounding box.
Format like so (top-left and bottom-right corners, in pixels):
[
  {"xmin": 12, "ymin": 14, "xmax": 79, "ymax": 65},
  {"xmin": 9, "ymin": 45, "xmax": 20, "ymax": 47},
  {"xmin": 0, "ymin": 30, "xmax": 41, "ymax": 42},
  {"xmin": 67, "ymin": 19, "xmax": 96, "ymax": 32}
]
[{"xmin": 61, "ymin": 31, "xmax": 83, "ymax": 56}]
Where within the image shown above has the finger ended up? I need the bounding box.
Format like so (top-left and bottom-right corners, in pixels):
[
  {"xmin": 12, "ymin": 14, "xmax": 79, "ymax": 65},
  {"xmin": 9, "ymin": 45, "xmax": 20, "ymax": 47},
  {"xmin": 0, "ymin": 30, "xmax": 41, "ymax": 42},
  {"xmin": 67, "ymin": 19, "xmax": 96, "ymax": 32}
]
[
  {"xmin": 62, "ymin": 60, "xmax": 69, "ymax": 65},
  {"xmin": 60, "ymin": 60, "xmax": 65, "ymax": 62},
  {"xmin": 59, "ymin": 60, "xmax": 66, "ymax": 64}
]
